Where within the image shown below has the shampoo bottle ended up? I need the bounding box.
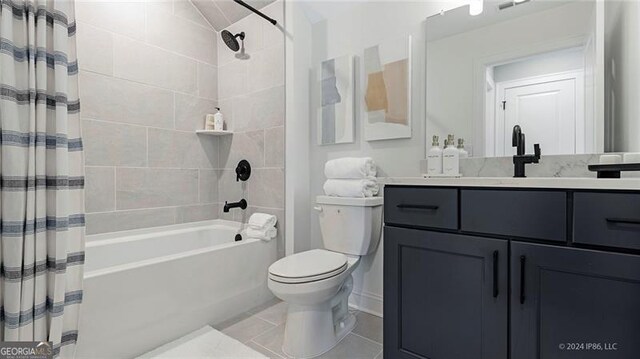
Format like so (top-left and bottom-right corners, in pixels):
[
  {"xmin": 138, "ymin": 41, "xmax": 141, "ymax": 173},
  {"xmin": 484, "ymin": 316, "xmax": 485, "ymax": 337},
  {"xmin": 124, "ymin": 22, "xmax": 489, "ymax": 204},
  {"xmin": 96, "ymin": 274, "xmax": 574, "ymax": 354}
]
[
  {"xmin": 457, "ymin": 138, "xmax": 469, "ymax": 159},
  {"xmin": 427, "ymin": 135, "xmax": 443, "ymax": 175},
  {"xmin": 443, "ymin": 134, "xmax": 460, "ymax": 176},
  {"xmin": 213, "ymin": 107, "xmax": 224, "ymax": 131}
]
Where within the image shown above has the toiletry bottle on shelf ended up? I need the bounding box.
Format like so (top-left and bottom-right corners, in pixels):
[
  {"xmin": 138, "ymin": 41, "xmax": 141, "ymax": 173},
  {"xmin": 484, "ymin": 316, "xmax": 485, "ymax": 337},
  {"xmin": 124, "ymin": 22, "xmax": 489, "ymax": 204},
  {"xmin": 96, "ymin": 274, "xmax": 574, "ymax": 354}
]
[
  {"xmin": 457, "ymin": 138, "xmax": 469, "ymax": 159},
  {"xmin": 427, "ymin": 135, "xmax": 443, "ymax": 175},
  {"xmin": 443, "ymin": 134, "xmax": 460, "ymax": 176},
  {"xmin": 205, "ymin": 113, "xmax": 215, "ymax": 130},
  {"xmin": 213, "ymin": 107, "xmax": 224, "ymax": 131}
]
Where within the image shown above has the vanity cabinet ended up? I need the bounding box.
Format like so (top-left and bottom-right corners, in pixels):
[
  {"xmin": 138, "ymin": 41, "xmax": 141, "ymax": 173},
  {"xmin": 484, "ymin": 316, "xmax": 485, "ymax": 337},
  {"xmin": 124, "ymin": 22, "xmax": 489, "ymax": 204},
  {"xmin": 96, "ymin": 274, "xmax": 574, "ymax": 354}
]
[
  {"xmin": 384, "ymin": 186, "xmax": 640, "ymax": 359},
  {"xmin": 384, "ymin": 227, "xmax": 507, "ymax": 359}
]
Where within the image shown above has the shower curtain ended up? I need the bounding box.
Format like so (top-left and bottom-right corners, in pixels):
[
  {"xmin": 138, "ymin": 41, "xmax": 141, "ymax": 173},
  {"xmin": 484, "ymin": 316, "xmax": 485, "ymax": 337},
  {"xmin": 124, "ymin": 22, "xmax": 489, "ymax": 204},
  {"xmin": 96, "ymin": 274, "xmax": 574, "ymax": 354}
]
[{"xmin": 0, "ymin": 0, "xmax": 85, "ymax": 357}]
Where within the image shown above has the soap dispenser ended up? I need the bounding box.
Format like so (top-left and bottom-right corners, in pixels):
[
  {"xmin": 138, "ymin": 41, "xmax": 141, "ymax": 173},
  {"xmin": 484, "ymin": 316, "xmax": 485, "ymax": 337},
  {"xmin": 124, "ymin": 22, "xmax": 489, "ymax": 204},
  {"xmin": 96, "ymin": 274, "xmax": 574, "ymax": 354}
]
[
  {"xmin": 457, "ymin": 138, "xmax": 469, "ymax": 159},
  {"xmin": 427, "ymin": 135, "xmax": 443, "ymax": 175},
  {"xmin": 443, "ymin": 134, "xmax": 460, "ymax": 176}
]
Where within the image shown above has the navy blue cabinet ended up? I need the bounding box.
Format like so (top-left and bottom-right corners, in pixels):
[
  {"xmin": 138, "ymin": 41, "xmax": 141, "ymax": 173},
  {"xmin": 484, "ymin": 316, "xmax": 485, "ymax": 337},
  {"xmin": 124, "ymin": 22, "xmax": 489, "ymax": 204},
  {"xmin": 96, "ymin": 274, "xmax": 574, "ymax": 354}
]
[
  {"xmin": 511, "ymin": 242, "xmax": 640, "ymax": 359},
  {"xmin": 384, "ymin": 186, "xmax": 640, "ymax": 359},
  {"xmin": 384, "ymin": 227, "xmax": 508, "ymax": 359}
]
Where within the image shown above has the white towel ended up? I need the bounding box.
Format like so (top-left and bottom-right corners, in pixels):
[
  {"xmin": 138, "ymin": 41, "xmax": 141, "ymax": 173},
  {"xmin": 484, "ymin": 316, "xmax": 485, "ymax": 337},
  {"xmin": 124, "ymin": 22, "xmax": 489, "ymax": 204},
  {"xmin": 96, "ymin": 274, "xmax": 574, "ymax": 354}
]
[
  {"xmin": 324, "ymin": 157, "xmax": 377, "ymax": 179},
  {"xmin": 323, "ymin": 179, "xmax": 379, "ymax": 198},
  {"xmin": 243, "ymin": 227, "xmax": 277, "ymax": 241},
  {"xmin": 248, "ymin": 213, "xmax": 277, "ymax": 230}
]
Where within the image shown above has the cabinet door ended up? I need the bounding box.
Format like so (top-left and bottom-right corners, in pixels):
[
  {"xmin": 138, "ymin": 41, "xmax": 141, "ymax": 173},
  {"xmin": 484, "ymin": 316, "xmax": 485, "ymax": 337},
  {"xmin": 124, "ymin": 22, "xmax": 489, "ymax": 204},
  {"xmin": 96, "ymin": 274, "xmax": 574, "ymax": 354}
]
[
  {"xmin": 511, "ymin": 242, "xmax": 640, "ymax": 359},
  {"xmin": 384, "ymin": 227, "xmax": 508, "ymax": 359}
]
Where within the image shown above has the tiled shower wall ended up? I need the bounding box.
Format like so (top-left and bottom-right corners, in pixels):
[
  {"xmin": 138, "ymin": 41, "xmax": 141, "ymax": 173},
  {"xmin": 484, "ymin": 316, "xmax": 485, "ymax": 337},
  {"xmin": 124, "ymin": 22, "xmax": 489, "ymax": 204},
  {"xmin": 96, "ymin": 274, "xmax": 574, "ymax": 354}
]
[
  {"xmin": 77, "ymin": 0, "xmax": 221, "ymax": 235},
  {"xmin": 216, "ymin": 1, "xmax": 286, "ymax": 256},
  {"xmin": 78, "ymin": 0, "xmax": 285, "ymax": 249}
]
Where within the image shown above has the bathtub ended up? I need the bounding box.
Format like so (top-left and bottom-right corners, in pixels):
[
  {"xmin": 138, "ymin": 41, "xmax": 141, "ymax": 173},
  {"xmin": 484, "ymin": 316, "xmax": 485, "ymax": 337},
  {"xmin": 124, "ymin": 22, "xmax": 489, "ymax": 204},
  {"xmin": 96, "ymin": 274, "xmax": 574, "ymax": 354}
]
[{"xmin": 75, "ymin": 220, "xmax": 277, "ymax": 358}]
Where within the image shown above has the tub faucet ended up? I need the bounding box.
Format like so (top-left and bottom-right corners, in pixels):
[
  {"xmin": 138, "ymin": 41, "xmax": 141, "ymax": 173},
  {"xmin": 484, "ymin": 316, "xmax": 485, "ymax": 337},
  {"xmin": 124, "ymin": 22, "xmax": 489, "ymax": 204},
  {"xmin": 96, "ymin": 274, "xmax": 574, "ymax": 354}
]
[
  {"xmin": 224, "ymin": 199, "xmax": 247, "ymax": 212},
  {"xmin": 512, "ymin": 125, "xmax": 541, "ymax": 178}
]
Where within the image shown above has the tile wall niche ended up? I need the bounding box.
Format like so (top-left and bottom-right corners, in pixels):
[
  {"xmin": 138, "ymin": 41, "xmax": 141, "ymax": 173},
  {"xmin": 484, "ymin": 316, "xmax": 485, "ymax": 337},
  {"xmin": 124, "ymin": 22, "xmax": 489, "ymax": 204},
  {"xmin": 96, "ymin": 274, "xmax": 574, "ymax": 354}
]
[{"xmin": 78, "ymin": 0, "xmax": 285, "ymax": 252}]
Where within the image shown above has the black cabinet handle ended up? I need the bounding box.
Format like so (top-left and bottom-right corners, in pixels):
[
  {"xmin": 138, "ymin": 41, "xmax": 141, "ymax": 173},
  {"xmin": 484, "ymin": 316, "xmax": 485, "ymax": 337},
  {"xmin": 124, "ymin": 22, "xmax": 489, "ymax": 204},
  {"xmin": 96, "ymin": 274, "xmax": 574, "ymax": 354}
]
[
  {"xmin": 396, "ymin": 204, "xmax": 439, "ymax": 210},
  {"xmin": 519, "ymin": 255, "xmax": 526, "ymax": 304},
  {"xmin": 606, "ymin": 218, "xmax": 640, "ymax": 226},
  {"xmin": 492, "ymin": 250, "xmax": 499, "ymax": 298}
]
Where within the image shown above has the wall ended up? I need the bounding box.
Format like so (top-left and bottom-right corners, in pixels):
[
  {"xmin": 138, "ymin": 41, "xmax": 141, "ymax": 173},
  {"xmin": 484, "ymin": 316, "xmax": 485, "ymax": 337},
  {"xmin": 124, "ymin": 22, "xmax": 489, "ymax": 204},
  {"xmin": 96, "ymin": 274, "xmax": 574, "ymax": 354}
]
[
  {"xmin": 286, "ymin": 0, "xmax": 465, "ymax": 316},
  {"xmin": 216, "ymin": 1, "xmax": 286, "ymax": 257},
  {"xmin": 77, "ymin": 0, "xmax": 221, "ymax": 235},
  {"xmin": 493, "ymin": 48, "xmax": 584, "ymax": 84},
  {"xmin": 605, "ymin": 0, "xmax": 640, "ymax": 152}
]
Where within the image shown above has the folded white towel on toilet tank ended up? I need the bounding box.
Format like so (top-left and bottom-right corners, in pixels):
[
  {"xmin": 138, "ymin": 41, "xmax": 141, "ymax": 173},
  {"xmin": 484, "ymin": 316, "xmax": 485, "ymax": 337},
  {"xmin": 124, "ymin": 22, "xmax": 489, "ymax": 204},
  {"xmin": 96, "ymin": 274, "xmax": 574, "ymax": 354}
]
[
  {"xmin": 323, "ymin": 178, "xmax": 379, "ymax": 198},
  {"xmin": 248, "ymin": 213, "xmax": 277, "ymax": 230},
  {"xmin": 324, "ymin": 157, "xmax": 377, "ymax": 179},
  {"xmin": 243, "ymin": 227, "xmax": 277, "ymax": 241}
]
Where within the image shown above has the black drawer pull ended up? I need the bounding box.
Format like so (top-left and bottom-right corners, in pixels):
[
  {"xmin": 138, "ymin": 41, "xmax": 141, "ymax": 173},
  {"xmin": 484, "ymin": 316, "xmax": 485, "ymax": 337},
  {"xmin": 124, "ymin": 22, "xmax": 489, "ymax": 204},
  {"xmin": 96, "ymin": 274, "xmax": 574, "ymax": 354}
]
[
  {"xmin": 520, "ymin": 255, "xmax": 526, "ymax": 304},
  {"xmin": 492, "ymin": 250, "xmax": 499, "ymax": 298},
  {"xmin": 396, "ymin": 204, "xmax": 439, "ymax": 210},
  {"xmin": 606, "ymin": 218, "xmax": 640, "ymax": 226}
]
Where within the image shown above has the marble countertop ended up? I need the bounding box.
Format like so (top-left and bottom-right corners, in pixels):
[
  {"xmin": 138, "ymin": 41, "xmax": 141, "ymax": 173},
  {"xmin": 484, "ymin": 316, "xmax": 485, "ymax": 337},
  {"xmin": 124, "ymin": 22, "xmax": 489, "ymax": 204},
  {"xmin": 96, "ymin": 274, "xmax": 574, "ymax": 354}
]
[{"xmin": 384, "ymin": 177, "xmax": 640, "ymax": 190}]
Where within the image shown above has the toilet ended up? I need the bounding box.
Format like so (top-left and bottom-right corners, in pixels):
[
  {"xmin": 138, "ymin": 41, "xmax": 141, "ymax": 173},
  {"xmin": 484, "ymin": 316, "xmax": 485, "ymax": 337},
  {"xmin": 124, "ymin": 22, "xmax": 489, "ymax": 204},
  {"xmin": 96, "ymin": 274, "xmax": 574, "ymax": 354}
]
[{"xmin": 267, "ymin": 196, "xmax": 383, "ymax": 358}]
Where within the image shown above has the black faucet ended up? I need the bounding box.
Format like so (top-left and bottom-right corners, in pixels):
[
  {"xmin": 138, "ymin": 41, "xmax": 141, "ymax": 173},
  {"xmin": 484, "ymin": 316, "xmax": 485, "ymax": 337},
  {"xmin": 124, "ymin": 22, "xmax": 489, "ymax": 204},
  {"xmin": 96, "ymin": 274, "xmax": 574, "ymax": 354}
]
[
  {"xmin": 512, "ymin": 125, "xmax": 541, "ymax": 178},
  {"xmin": 223, "ymin": 199, "xmax": 247, "ymax": 212}
]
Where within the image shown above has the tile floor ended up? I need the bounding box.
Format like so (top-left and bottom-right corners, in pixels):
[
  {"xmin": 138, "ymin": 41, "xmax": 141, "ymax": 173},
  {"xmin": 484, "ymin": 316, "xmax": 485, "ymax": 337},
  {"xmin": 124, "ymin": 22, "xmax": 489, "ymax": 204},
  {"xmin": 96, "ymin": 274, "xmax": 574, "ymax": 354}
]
[{"xmin": 214, "ymin": 299, "xmax": 383, "ymax": 359}]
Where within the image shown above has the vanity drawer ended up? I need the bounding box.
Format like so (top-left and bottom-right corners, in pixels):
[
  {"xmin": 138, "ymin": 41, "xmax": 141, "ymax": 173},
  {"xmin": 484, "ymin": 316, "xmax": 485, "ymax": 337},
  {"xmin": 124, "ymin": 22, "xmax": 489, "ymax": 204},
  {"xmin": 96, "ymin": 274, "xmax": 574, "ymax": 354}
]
[
  {"xmin": 461, "ymin": 189, "xmax": 567, "ymax": 242},
  {"xmin": 574, "ymin": 192, "xmax": 640, "ymax": 250},
  {"xmin": 384, "ymin": 187, "xmax": 458, "ymax": 229}
]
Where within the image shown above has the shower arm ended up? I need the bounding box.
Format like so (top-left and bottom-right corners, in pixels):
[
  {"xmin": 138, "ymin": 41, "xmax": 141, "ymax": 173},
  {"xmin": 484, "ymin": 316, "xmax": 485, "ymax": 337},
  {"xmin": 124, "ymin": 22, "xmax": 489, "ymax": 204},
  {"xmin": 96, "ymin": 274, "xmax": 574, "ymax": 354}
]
[{"xmin": 233, "ymin": 0, "xmax": 277, "ymax": 26}]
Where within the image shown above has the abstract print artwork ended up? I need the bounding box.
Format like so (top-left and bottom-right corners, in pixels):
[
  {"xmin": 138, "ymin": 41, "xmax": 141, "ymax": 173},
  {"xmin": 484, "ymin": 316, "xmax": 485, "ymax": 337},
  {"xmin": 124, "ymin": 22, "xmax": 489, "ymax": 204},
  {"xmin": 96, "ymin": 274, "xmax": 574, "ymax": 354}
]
[
  {"xmin": 364, "ymin": 36, "xmax": 412, "ymax": 141},
  {"xmin": 318, "ymin": 55, "xmax": 355, "ymax": 145}
]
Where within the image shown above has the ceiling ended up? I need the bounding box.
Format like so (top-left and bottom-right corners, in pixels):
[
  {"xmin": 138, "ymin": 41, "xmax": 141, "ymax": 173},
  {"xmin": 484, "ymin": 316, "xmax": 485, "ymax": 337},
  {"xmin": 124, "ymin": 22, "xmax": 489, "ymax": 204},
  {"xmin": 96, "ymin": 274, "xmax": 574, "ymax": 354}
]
[{"xmin": 191, "ymin": 0, "xmax": 276, "ymax": 31}]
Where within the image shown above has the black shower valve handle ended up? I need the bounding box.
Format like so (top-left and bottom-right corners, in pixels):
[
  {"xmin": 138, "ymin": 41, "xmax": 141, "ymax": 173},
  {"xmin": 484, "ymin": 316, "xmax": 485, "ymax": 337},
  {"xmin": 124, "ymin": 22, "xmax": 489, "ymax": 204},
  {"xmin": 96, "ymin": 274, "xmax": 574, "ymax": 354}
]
[{"xmin": 235, "ymin": 159, "xmax": 251, "ymax": 182}]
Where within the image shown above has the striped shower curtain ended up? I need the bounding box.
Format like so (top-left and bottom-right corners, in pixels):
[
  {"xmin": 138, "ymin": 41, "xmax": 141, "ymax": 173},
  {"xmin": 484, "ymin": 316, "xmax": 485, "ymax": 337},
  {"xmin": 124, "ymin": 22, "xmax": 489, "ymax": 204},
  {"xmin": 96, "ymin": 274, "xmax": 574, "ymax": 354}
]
[{"xmin": 0, "ymin": 0, "xmax": 85, "ymax": 357}]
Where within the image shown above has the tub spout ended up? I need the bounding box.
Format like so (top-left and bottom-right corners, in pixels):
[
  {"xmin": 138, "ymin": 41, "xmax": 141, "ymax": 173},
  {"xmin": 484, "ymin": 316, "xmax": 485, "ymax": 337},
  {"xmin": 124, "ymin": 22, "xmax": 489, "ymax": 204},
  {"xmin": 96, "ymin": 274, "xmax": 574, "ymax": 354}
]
[{"xmin": 223, "ymin": 199, "xmax": 247, "ymax": 213}]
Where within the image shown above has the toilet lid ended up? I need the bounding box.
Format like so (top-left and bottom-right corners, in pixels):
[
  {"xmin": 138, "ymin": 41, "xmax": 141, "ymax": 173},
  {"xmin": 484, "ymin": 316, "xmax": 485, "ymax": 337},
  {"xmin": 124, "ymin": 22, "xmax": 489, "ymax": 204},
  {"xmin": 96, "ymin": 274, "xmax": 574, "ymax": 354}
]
[{"xmin": 269, "ymin": 249, "xmax": 348, "ymax": 283}]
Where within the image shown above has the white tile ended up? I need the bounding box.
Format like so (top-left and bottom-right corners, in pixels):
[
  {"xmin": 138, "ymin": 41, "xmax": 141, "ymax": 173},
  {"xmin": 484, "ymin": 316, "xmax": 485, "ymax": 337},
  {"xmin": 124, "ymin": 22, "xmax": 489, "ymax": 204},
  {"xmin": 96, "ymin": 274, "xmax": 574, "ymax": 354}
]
[
  {"xmin": 264, "ymin": 126, "xmax": 284, "ymax": 168},
  {"xmin": 146, "ymin": 4, "xmax": 217, "ymax": 65},
  {"xmin": 316, "ymin": 333, "xmax": 382, "ymax": 359},
  {"xmin": 197, "ymin": 62, "xmax": 218, "ymax": 100},
  {"xmin": 147, "ymin": 128, "xmax": 218, "ymax": 169},
  {"xmin": 76, "ymin": 22, "xmax": 113, "ymax": 76},
  {"xmin": 247, "ymin": 45, "xmax": 284, "ymax": 93},
  {"xmin": 261, "ymin": 1, "xmax": 285, "ymax": 49},
  {"xmin": 218, "ymin": 130, "xmax": 265, "ymax": 169},
  {"xmin": 85, "ymin": 207, "xmax": 177, "ymax": 235},
  {"xmin": 174, "ymin": 0, "xmax": 211, "ymax": 28},
  {"xmin": 79, "ymin": 71, "xmax": 174, "ymax": 129},
  {"xmin": 176, "ymin": 204, "xmax": 219, "ymax": 224},
  {"xmin": 218, "ymin": 60, "xmax": 248, "ymax": 100},
  {"xmin": 231, "ymin": 85, "xmax": 284, "ymax": 132},
  {"xmin": 199, "ymin": 169, "xmax": 219, "ymax": 204},
  {"xmin": 116, "ymin": 168, "xmax": 198, "ymax": 210},
  {"xmin": 85, "ymin": 167, "xmax": 115, "ymax": 213},
  {"xmin": 113, "ymin": 35, "xmax": 198, "ymax": 94},
  {"xmin": 248, "ymin": 168, "xmax": 284, "ymax": 209},
  {"xmin": 82, "ymin": 119, "xmax": 147, "ymax": 167},
  {"xmin": 75, "ymin": 0, "xmax": 145, "ymax": 40},
  {"xmin": 252, "ymin": 301, "xmax": 287, "ymax": 326},
  {"xmin": 174, "ymin": 93, "xmax": 219, "ymax": 131},
  {"xmin": 190, "ymin": 0, "xmax": 230, "ymax": 31}
]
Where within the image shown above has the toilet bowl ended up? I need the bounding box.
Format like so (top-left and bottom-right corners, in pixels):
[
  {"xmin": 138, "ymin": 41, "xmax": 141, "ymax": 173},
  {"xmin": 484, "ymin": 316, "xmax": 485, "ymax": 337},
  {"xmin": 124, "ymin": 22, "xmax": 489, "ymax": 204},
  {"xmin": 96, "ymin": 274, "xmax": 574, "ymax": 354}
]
[{"xmin": 267, "ymin": 196, "xmax": 383, "ymax": 358}]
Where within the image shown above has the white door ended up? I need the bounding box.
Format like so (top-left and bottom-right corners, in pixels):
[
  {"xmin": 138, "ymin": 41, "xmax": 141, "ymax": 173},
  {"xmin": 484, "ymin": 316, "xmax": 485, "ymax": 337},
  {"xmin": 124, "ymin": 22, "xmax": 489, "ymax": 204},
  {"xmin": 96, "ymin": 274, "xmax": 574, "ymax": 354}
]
[{"xmin": 496, "ymin": 71, "xmax": 584, "ymax": 156}]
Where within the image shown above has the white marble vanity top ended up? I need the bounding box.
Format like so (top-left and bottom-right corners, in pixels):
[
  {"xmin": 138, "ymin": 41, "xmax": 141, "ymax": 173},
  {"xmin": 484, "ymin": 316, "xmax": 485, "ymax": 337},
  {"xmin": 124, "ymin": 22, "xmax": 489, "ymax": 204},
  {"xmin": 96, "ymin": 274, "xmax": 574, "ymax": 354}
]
[{"xmin": 385, "ymin": 177, "xmax": 640, "ymax": 190}]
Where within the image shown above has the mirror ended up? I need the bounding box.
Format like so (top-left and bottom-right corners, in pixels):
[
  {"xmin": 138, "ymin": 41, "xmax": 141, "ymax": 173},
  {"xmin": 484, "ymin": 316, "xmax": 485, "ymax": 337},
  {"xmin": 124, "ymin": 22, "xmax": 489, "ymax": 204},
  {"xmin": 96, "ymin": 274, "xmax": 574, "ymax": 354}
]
[{"xmin": 426, "ymin": 0, "xmax": 639, "ymax": 158}]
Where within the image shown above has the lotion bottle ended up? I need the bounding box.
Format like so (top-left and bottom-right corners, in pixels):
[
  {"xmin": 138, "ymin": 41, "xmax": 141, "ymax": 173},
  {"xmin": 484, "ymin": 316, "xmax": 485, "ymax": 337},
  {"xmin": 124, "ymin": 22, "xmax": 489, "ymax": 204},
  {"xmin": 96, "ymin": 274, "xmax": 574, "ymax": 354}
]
[
  {"xmin": 457, "ymin": 138, "xmax": 469, "ymax": 159},
  {"xmin": 443, "ymin": 134, "xmax": 460, "ymax": 176},
  {"xmin": 427, "ymin": 135, "xmax": 443, "ymax": 175}
]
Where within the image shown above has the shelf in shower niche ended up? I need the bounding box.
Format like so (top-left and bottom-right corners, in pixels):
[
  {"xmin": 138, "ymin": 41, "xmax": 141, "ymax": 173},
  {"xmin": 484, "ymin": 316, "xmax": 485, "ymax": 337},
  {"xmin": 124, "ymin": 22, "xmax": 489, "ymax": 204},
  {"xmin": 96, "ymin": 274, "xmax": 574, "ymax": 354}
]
[{"xmin": 196, "ymin": 130, "xmax": 233, "ymax": 136}]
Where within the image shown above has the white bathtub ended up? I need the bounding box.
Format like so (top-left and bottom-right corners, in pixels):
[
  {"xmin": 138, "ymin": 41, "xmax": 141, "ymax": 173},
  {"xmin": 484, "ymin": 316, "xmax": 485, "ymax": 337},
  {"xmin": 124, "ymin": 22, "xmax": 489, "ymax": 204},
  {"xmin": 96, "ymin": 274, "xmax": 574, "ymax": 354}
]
[{"xmin": 75, "ymin": 220, "xmax": 277, "ymax": 358}]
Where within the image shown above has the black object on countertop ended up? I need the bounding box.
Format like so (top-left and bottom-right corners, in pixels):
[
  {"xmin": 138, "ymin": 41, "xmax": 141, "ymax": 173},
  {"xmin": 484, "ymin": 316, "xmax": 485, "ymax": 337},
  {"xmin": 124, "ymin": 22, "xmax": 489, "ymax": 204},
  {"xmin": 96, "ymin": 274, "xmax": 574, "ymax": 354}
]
[{"xmin": 588, "ymin": 162, "xmax": 640, "ymax": 178}]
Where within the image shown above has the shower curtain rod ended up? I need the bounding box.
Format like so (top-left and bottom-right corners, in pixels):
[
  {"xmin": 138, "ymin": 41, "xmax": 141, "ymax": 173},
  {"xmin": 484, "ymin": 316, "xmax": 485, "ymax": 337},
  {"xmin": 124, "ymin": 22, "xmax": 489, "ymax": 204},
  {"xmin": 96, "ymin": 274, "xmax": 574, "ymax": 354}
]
[{"xmin": 233, "ymin": 0, "xmax": 277, "ymax": 26}]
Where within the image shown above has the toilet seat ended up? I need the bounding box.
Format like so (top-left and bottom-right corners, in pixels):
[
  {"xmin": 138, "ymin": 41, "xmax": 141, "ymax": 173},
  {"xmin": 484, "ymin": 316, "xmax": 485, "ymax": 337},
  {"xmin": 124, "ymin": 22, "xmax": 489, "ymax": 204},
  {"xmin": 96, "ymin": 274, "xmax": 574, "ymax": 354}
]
[{"xmin": 268, "ymin": 249, "xmax": 348, "ymax": 284}]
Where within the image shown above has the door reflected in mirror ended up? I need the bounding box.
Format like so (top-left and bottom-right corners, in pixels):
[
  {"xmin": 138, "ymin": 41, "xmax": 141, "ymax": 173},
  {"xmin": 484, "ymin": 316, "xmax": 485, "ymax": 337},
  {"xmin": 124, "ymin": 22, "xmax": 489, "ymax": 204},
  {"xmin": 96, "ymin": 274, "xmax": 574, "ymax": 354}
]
[{"xmin": 426, "ymin": 0, "xmax": 639, "ymax": 158}]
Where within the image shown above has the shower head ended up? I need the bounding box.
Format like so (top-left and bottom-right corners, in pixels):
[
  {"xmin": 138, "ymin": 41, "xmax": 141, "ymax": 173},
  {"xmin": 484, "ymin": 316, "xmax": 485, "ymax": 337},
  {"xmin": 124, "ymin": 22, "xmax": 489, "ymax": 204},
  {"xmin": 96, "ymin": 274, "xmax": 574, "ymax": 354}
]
[{"xmin": 221, "ymin": 30, "xmax": 245, "ymax": 52}]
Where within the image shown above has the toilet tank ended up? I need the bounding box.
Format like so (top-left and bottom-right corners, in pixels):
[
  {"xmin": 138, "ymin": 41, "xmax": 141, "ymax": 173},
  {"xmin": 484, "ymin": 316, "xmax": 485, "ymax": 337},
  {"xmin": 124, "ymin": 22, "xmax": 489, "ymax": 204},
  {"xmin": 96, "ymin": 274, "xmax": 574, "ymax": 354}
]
[{"xmin": 316, "ymin": 196, "xmax": 383, "ymax": 255}]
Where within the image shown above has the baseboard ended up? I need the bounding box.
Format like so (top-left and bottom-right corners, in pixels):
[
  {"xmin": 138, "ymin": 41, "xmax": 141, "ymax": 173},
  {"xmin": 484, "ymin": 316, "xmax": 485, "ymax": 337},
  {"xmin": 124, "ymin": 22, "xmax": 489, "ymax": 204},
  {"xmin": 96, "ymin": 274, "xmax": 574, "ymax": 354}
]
[{"xmin": 349, "ymin": 290, "xmax": 383, "ymax": 318}]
